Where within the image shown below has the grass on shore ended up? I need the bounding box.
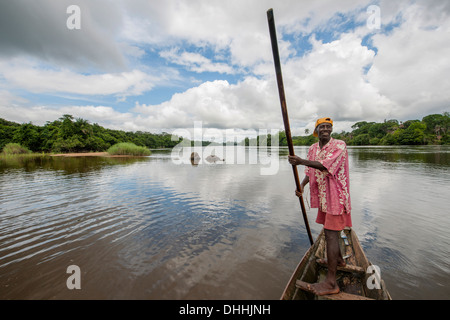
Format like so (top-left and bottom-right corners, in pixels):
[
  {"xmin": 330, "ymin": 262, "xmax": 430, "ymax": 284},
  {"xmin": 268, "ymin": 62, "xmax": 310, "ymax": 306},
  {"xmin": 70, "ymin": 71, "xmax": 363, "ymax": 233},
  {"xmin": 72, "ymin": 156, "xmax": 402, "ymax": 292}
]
[
  {"xmin": 1, "ymin": 142, "xmax": 151, "ymax": 159},
  {"xmin": 0, "ymin": 143, "xmax": 49, "ymax": 163},
  {"xmin": 107, "ymin": 142, "xmax": 151, "ymax": 156},
  {"xmin": 1, "ymin": 143, "xmax": 32, "ymax": 155}
]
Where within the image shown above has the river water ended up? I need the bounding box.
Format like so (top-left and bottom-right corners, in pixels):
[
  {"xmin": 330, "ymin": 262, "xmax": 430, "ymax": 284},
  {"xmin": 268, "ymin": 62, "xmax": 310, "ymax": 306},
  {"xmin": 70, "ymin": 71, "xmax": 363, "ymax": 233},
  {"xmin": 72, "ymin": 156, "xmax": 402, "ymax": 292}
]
[{"xmin": 0, "ymin": 145, "xmax": 449, "ymax": 299}]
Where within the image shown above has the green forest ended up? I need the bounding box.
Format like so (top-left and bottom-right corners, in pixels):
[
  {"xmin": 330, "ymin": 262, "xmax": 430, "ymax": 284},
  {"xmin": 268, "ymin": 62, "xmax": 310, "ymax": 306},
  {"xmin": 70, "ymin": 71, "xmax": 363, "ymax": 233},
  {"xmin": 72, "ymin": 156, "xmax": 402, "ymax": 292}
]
[
  {"xmin": 289, "ymin": 112, "xmax": 449, "ymax": 146},
  {"xmin": 0, "ymin": 114, "xmax": 182, "ymax": 153},
  {"xmin": 1, "ymin": 112, "xmax": 449, "ymax": 154},
  {"xmin": 244, "ymin": 112, "xmax": 449, "ymax": 147}
]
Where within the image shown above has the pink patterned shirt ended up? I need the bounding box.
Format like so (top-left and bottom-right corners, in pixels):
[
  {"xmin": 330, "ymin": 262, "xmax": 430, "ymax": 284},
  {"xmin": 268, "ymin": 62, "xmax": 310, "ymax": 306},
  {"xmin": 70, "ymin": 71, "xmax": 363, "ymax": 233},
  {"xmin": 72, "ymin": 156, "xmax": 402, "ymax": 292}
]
[{"xmin": 305, "ymin": 138, "xmax": 351, "ymax": 216}]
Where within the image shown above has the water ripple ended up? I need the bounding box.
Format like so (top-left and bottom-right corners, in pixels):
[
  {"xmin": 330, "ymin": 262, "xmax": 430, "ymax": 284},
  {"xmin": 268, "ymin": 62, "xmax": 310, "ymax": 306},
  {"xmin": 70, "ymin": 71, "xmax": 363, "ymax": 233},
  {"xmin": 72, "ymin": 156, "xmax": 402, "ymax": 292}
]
[{"xmin": 1, "ymin": 147, "xmax": 449, "ymax": 299}]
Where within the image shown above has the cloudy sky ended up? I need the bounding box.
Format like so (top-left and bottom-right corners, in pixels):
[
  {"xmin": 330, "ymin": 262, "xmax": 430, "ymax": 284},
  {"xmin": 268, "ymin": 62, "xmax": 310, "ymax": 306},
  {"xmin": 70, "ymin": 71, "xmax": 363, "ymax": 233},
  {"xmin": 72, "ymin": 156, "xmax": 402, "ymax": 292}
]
[{"xmin": 0, "ymin": 0, "xmax": 449, "ymax": 139}]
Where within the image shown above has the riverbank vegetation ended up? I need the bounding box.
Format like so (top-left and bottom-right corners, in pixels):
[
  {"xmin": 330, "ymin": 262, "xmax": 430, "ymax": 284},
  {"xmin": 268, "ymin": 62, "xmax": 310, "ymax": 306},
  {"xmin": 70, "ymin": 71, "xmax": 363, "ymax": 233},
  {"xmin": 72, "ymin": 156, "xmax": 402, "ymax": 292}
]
[
  {"xmin": 240, "ymin": 113, "xmax": 449, "ymax": 146},
  {"xmin": 1, "ymin": 113, "xmax": 448, "ymax": 155},
  {"xmin": 1, "ymin": 142, "xmax": 32, "ymax": 155},
  {"xmin": 330, "ymin": 113, "xmax": 449, "ymax": 146},
  {"xmin": 0, "ymin": 115, "xmax": 182, "ymax": 153},
  {"xmin": 0, "ymin": 142, "xmax": 49, "ymax": 164},
  {"xmin": 107, "ymin": 142, "xmax": 151, "ymax": 156},
  {"xmin": 286, "ymin": 112, "xmax": 449, "ymax": 146}
]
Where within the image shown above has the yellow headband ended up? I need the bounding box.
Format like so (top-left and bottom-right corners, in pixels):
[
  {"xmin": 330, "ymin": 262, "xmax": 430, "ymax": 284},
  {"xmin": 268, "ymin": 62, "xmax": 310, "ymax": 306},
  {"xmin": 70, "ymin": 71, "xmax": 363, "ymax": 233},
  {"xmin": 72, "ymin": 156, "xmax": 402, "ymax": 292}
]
[{"xmin": 313, "ymin": 117, "xmax": 333, "ymax": 137}]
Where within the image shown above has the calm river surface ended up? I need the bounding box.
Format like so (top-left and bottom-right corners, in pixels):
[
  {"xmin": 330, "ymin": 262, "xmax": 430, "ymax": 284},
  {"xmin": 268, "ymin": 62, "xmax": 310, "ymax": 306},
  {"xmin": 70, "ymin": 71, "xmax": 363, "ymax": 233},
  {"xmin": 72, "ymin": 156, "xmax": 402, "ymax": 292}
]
[{"xmin": 1, "ymin": 145, "xmax": 449, "ymax": 299}]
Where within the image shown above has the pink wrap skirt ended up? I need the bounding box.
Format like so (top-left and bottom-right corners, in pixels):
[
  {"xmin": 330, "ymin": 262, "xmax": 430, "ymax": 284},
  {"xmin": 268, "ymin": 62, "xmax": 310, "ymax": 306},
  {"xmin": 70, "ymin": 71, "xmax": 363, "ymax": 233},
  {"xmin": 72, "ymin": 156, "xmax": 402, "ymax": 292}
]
[{"xmin": 316, "ymin": 209, "xmax": 352, "ymax": 231}]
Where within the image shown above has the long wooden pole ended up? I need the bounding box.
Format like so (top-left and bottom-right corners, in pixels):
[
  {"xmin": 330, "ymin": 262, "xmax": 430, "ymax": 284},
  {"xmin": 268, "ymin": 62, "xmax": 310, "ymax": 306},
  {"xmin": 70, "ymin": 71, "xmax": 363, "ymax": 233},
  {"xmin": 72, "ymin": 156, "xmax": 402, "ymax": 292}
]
[{"xmin": 267, "ymin": 8, "xmax": 314, "ymax": 245}]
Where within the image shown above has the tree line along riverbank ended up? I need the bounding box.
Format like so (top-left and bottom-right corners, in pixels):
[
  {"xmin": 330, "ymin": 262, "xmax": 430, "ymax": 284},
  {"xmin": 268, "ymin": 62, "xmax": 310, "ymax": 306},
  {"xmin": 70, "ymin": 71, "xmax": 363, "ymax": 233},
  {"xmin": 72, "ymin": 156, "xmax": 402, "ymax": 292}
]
[
  {"xmin": 241, "ymin": 112, "xmax": 449, "ymax": 147},
  {"xmin": 1, "ymin": 113, "xmax": 449, "ymax": 156},
  {"xmin": 282, "ymin": 112, "xmax": 449, "ymax": 146},
  {"xmin": 0, "ymin": 114, "xmax": 182, "ymax": 155}
]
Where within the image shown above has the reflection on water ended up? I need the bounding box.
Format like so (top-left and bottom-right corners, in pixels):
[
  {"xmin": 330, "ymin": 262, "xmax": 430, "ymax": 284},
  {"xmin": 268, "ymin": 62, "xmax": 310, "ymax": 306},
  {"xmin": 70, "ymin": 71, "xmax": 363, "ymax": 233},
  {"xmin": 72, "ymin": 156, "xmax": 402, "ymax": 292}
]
[
  {"xmin": 347, "ymin": 146, "xmax": 450, "ymax": 300},
  {"xmin": 0, "ymin": 146, "xmax": 449, "ymax": 299}
]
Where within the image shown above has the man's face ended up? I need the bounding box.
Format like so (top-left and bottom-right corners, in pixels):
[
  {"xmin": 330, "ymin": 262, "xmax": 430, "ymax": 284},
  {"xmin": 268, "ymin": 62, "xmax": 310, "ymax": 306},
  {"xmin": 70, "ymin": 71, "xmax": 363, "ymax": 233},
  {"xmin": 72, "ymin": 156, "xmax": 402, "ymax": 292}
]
[{"xmin": 317, "ymin": 123, "xmax": 332, "ymax": 138}]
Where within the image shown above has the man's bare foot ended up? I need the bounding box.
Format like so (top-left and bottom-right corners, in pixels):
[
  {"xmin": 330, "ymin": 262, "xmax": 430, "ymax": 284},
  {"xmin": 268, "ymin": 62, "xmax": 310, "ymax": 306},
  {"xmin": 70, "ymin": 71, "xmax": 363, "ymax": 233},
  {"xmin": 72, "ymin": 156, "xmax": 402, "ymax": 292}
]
[
  {"xmin": 316, "ymin": 258, "xmax": 346, "ymax": 267},
  {"xmin": 310, "ymin": 281, "xmax": 340, "ymax": 296}
]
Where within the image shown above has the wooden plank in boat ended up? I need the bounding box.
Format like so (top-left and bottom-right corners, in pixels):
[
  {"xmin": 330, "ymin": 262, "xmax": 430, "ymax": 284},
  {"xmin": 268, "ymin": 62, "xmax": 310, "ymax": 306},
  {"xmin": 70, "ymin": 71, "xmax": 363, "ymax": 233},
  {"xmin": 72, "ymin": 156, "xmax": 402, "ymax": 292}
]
[
  {"xmin": 295, "ymin": 280, "xmax": 373, "ymax": 300},
  {"xmin": 320, "ymin": 292, "xmax": 374, "ymax": 300},
  {"xmin": 315, "ymin": 259, "xmax": 365, "ymax": 274}
]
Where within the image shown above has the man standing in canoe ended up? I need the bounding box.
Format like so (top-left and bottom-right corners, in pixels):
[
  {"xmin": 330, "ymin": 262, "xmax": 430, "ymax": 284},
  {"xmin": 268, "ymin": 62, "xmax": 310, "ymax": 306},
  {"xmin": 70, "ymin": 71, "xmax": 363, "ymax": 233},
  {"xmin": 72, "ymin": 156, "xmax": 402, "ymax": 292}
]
[{"xmin": 288, "ymin": 117, "xmax": 352, "ymax": 296}]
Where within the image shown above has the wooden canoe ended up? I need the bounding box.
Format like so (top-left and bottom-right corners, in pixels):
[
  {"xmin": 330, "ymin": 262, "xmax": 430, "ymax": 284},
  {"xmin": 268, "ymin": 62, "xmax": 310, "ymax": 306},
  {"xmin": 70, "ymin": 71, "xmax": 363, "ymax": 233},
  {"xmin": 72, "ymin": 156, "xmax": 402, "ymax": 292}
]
[{"xmin": 281, "ymin": 228, "xmax": 391, "ymax": 300}]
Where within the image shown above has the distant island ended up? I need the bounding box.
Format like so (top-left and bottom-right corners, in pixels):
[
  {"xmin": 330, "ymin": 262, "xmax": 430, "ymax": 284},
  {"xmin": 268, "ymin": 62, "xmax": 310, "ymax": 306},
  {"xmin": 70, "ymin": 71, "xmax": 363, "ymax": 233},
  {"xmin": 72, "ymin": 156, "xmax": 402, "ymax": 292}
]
[{"xmin": 1, "ymin": 112, "xmax": 449, "ymax": 155}]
